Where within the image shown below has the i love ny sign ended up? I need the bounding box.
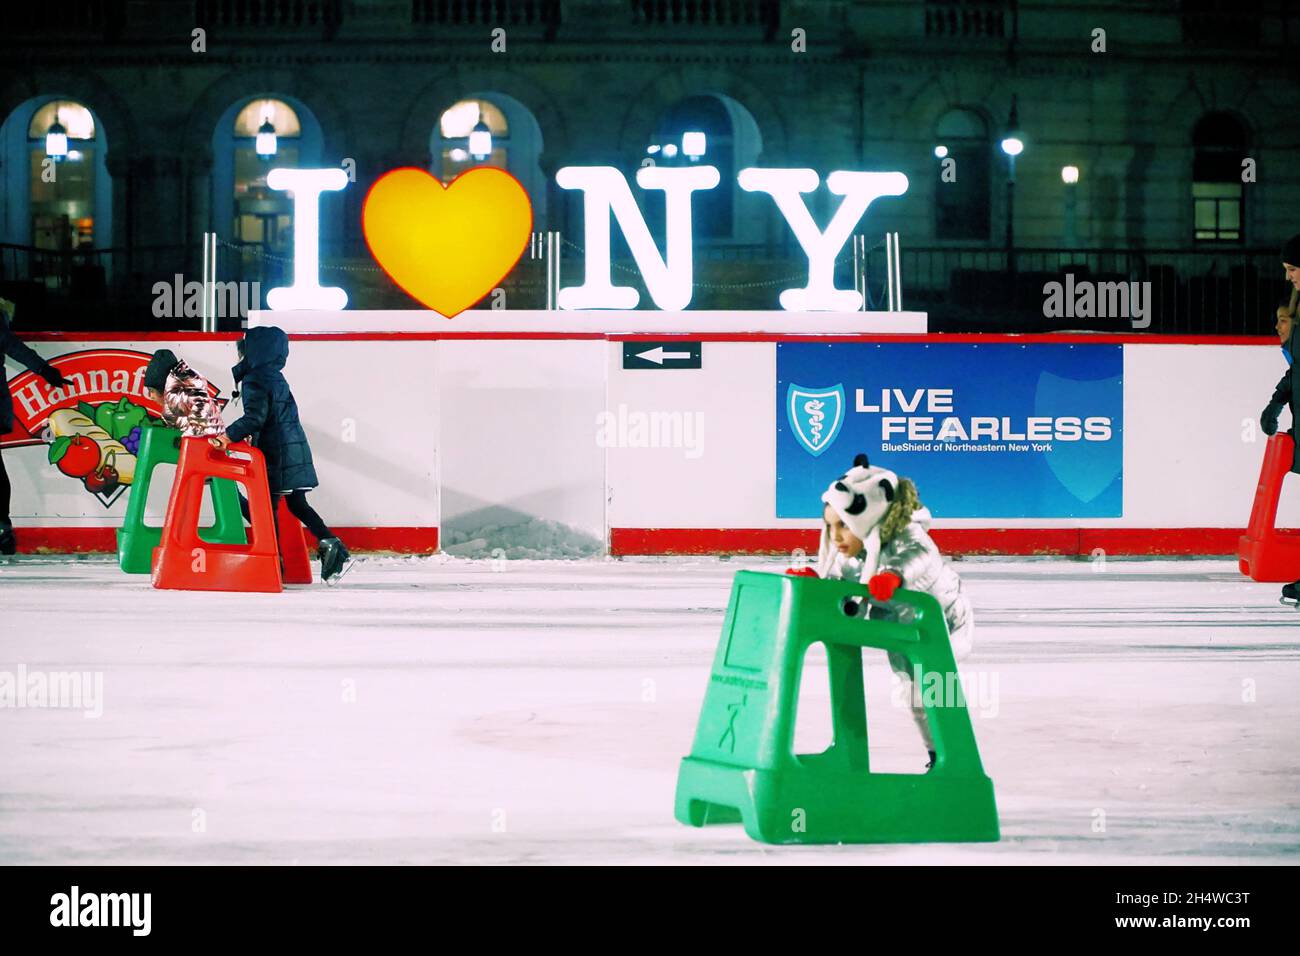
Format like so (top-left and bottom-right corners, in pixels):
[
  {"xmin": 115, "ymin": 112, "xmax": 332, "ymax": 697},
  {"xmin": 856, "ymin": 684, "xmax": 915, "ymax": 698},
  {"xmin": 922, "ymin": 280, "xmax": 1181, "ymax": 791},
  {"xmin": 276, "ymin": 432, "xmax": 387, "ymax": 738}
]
[{"xmin": 267, "ymin": 164, "xmax": 909, "ymax": 318}]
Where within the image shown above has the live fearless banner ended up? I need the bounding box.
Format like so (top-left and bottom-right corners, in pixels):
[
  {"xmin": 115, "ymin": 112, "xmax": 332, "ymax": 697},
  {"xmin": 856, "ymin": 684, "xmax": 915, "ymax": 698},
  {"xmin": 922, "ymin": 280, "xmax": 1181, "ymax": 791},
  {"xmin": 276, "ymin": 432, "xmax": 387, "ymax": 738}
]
[{"xmin": 777, "ymin": 342, "xmax": 1123, "ymax": 519}]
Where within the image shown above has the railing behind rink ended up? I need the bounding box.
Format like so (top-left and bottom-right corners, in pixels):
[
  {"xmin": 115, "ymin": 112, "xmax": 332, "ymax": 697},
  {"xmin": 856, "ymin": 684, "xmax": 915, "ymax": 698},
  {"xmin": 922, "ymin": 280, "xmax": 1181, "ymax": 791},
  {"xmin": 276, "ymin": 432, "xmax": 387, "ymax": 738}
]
[
  {"xmin": 0, "ymin": 239, "xmax": 1287, "ymax": 334},
  {"xmin": 0, "ymin": 242, "xmax": 203, "ymax": 330},
  {"xmin": 872, "ymin": 245, "xmax": 1284, "ymax": 334}
]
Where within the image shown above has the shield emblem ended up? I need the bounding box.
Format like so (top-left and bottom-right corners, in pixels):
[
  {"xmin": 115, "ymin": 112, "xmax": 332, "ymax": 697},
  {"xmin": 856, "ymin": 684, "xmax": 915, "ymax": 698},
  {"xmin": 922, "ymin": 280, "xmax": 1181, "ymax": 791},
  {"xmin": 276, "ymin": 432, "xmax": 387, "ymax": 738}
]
[
  {"xmin": 786, "ymin": 383, "xmax": 845, "ymax": 457},
  {"xmin": 1033, "ymin": 370, "xmax": 1122, "ymax": 506}
]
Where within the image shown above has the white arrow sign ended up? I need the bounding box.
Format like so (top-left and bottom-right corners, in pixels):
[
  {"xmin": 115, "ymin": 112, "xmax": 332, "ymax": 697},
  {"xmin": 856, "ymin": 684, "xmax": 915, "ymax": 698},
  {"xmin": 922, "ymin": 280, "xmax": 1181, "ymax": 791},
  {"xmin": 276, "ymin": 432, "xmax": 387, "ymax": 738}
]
[{"xmin": 637, "ymin": 346, "xmax": 694, "ymax": 365}]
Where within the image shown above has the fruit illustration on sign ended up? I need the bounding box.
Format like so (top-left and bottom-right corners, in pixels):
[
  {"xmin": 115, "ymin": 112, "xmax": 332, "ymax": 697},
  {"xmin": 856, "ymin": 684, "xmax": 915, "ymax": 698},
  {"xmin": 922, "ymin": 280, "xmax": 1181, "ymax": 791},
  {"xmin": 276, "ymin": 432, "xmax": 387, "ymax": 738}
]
[
  {"xmin": 48, "ymin": 434, "xmax": 100, "ymax": 477},
  {"xmin": 93, "ymin": 397, "xmax": 148, "ymax": 442},
  {"xmin": 5, "ymin": 349, "xmax": 223, "ymax": 509},
  {"xmin": 84, "ymin": 450, "xmax": 121, "ymax": 495},
  {"xmin": 46, "ymin": 407, "xmax": 135, "ymax": 484}
]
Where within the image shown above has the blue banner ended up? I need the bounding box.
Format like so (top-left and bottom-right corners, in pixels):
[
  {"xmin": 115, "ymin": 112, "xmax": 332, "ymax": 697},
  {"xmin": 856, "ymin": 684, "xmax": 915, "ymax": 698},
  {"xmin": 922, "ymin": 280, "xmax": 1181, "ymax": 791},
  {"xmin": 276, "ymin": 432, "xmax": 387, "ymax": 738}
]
[{"xmin": 777, "ymin": 342, "xmax": 1123, "ymax": 518}]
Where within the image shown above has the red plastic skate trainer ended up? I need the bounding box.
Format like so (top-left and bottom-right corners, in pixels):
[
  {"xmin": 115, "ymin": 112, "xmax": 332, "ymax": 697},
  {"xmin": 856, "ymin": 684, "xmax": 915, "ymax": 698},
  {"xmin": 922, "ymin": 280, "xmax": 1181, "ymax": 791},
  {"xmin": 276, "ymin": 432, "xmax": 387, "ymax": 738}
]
[
  {"xmin": 276, "ymin": 497, "xmax": 313, "ymax": 585},
  {"xmin": 1237, "ymin": 432, "xmax": 1300, "ymax": 582},
  {"xmin": 152, "ymin": 438, "xmax": 283, "ymax": 593}
]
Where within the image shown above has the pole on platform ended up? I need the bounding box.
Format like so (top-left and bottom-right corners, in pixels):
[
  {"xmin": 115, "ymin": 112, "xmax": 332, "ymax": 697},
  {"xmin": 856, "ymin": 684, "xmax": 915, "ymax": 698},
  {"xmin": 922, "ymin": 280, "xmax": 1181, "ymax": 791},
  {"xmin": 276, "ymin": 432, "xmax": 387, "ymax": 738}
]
[
  {"xmin": 852, "ymin": 235, "xmax": 863, "ymax": 311},
  {"xmin": 885, "ymin": 233, "xmax": 895, "ymax": 312},
  {"xmin": 200, "ymin": 232, "xmax": 217, "ymax": 333},
  {"xmin": 892, "ymin": 232, "xmax": 903, "ymax": 312},
  {"xmin": 209, "ymin": 234, "xmax": 218, "ymax": 332},
  {"xmin": 550, "ymin": 231, "xmax": 560, "ymax": 311}
]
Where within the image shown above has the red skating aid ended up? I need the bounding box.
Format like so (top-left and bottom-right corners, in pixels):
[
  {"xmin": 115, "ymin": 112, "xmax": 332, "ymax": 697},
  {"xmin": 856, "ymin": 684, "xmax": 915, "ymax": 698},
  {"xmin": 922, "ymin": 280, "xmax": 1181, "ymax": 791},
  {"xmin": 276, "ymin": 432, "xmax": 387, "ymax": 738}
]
[
  {"xmin": 152, "ymin": 438, "xmax": 283, "ymax": 594},
  {"xmin": 1237, "ymin": 432, "xmax": 1300, "ymax": 582}
]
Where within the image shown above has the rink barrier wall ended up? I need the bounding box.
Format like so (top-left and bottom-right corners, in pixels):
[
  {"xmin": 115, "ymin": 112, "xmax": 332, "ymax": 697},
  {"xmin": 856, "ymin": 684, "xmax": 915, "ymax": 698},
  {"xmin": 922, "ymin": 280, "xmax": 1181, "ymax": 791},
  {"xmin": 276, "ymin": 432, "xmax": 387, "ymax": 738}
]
[
  {"xmin": 4, "ymin": 329, "xmax": 1295, "ymax": 557},
  {"xmin": 607, "ymin": 528, "xmax": 1244, "ymax": 557},
  {"xmin": 14, "ymin": 527, "xmax": 440, "ymax": 554}
]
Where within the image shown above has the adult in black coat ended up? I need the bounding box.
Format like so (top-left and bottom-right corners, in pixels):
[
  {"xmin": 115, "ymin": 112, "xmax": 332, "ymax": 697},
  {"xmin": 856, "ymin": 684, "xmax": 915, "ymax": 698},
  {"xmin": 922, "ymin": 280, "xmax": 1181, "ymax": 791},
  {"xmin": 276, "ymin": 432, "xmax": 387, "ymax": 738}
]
[
  {"xmin": 1261, "ymin": 235, "xmax": 1300, "ymax": 604},
  {"xmin": 1260, "ymin": 313, "xmax": 1296, "ymax": 469},
  {"xmin": 1, "ymin": 299, "xmax": 70, "ymax": 554},
  {"xmin": 1260, "ymin": 236, "xmax": 1300, "ymax": 473},
  {"xmin": 214, "ymin": 325, "xmax": 351, "ymax": 581}
]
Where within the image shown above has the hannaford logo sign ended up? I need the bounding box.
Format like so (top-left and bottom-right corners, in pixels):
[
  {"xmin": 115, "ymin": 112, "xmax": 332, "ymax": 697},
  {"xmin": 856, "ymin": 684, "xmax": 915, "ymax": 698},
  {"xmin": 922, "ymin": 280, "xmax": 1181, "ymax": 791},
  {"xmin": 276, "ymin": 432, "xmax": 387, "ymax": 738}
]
[
  {"xmin": 265, "ymin": 165, "xmax": 909, "ymax": 318},
  {"xmin": 3, "ymin": 349, "xmax": 225, "ymax": 508}
]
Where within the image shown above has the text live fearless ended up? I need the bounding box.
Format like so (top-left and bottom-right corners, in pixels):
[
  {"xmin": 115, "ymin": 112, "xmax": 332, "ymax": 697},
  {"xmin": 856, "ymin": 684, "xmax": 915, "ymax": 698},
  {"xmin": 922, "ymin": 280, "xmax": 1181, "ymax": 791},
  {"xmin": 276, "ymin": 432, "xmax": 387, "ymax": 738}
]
[{"xmin": 853, "ymin": 387, "xmax": 1113, "ymax": 443}]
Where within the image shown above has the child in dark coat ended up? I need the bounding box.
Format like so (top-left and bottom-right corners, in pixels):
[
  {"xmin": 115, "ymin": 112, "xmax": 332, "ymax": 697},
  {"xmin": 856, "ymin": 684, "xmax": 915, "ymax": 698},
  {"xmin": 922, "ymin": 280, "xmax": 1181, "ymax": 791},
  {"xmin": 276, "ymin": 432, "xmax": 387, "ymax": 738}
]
[{"xmin": 210, "ymin": 326, "xmax": 351, "ymax": 582}]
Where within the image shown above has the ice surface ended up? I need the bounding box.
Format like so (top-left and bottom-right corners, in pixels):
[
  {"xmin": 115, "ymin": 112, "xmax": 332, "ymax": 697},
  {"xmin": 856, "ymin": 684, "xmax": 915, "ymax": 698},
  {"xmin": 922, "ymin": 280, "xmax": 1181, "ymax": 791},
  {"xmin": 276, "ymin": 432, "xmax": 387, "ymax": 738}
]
[{"xmin": 0, "ymin": 553, "xmax": 1297, "ymax": 865}]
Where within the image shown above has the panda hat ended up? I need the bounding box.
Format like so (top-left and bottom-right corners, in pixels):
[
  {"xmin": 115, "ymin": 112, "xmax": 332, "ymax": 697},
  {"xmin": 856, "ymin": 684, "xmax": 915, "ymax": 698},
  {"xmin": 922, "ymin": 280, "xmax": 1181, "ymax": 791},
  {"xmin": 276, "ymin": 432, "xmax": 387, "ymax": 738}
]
[{"xmin": 815, "ymin": 453, "xmax": 900, "ymax": 581}]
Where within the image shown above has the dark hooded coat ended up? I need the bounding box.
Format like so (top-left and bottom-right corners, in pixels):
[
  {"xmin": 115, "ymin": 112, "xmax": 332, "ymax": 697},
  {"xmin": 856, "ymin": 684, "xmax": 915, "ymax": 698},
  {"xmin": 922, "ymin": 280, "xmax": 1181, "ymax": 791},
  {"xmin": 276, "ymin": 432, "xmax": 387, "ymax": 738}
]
[
  {"xmin": 225, "ymin": 326, "xmax": 319, "ymax": 493},
  {"xmin": 1267, "ymin": 323, "xmax": 1300, "ymax": 473}
]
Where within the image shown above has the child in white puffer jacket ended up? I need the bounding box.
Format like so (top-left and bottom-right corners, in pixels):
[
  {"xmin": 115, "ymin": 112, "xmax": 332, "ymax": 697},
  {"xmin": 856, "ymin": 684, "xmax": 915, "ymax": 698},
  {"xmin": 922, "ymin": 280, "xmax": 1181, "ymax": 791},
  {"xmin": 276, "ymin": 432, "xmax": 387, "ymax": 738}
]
[{"xmin": 798, "ymin": 453, "xmax": 974, "ymax": 769}]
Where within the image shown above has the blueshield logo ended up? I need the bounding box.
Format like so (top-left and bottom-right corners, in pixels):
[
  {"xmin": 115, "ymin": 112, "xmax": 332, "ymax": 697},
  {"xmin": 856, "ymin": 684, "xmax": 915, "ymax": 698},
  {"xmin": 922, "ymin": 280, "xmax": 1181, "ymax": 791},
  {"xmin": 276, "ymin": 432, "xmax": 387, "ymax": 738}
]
[
  {"xmin": 786, "ymin": 383, "xmax": 845, "ymax": 456},
  {"xmin": 1034, "ymin": 371, "xmax": 1121, "ymax": 504}
]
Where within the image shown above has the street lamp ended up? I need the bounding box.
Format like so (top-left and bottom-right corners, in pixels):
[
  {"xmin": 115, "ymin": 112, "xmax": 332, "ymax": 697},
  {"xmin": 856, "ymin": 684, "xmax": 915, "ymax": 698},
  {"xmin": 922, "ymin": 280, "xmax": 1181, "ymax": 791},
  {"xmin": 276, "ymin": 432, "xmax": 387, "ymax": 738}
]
[
  {"xmin": 469, "ymin": 120, "xmax": 492, "ymax": 161},
  {"xmin": 255, "ymin": 118, "xmax": 277, "ymax": 159},
  {"xmin": 45, "ymin": 104, "xmax": 68, "ymax": 162},
  {"xmin": 682, "ymin": 131, "xmax": 706, "ymax": 162},
  {"xmin": 1000, "ymin": 94, "xmax": 1025, "ymax": 283},
  {"xmin": 1061, "ymin": 165, "xmax": 1079, "ymax": 247}
]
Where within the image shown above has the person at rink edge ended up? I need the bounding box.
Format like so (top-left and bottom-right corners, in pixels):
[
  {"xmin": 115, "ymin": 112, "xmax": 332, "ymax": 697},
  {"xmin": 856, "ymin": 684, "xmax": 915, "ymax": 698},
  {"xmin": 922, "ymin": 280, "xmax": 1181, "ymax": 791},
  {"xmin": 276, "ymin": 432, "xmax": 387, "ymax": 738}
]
[
  {"xmin": 0, "ymin": 296, "xmax": 71, "ymax": 554},
  {"xmin": 787, "ymin": 453, "xmax": 974, "ymax": 769},
  {"xmin": 141, "ymin": 348, "xmax": 227, "ymax": 436},
  {"xmin": 1260, "ymin": 233, "xmax": 1300, "ymax": 606},
  {"xmin": 209, "ymin": 326, "xmax": 351, "ymax": 584}
]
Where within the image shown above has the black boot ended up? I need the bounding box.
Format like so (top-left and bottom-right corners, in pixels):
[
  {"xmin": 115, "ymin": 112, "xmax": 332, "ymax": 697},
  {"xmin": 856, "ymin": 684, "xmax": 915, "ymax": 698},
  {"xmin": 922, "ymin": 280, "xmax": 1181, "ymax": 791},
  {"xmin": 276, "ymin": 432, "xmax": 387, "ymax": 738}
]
[
  {"xmin": 1282, "ymin": 580, "xmax": 1300, "ymax": 607},
  {"xmin": 318, "ymin": 537, "xmax": 352, "ymax": 583},
  {"xmin": 0, "ymin": 521, "xmax": 14, "ymax": 556}
]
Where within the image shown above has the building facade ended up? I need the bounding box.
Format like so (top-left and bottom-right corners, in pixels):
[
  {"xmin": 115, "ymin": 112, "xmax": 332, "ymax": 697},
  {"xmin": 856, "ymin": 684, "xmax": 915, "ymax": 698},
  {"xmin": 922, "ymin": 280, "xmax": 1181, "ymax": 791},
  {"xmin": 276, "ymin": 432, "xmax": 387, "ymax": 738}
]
[{"xmin": 0, "ymin": 0, "xmax": 1295, "ymax": 329}]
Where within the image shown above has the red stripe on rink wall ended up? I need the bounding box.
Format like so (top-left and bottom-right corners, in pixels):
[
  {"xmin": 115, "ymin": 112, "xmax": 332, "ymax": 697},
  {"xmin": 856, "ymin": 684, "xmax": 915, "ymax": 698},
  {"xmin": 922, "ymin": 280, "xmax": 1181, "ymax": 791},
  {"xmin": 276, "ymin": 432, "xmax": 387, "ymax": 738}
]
[
  {"xmin": 6, "ymin": 526, "xmax": 1253, "ymax": 557},
  {"xmin": 607, "ymin": 527, "xmax": 1249, "ymax": 557},
  {"xmin": 15, "ymin": 331, "xmax": 1282, "ymax": 345},
  {"xmin": 10, "ymin": 527, "xmax": 440, "ymax": 554}
]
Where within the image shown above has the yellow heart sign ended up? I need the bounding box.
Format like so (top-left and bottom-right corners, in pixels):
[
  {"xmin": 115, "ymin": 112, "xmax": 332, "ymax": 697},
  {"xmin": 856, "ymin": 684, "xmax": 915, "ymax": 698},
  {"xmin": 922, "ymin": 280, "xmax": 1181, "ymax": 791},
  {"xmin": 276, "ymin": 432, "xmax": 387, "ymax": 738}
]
[{"xmin": 362, "ymin": 167, "xmax": 533, "ymax": 319}]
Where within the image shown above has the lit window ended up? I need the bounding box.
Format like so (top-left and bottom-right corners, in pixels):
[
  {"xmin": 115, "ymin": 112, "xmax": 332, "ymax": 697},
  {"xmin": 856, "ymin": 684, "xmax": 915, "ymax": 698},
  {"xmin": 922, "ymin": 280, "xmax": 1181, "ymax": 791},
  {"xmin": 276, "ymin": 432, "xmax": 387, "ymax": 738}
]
[
  {"xmin": 1191, "ymin": 112, "xmax": 1247, "ymax": 243},
  {"xmin": 28, "ymin": 101, "xmax": 95, "ymax": 140}
]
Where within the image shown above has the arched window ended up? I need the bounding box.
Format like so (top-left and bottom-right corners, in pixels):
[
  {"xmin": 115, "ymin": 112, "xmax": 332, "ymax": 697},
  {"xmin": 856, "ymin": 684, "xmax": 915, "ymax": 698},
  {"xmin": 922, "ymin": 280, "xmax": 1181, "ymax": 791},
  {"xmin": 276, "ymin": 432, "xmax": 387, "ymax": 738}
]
[
  {"xmin": 231, "ymin": 98, "xmax": 302, "ymax": 252},
  {"xmin": 27, "ymin": 100, "xmax": 97, "ymax": 250},
  {"xmin": 1192, "ymin": 112, "xmax": 1247, "ymax": 243},
  {"xmin": 437, "ymin": 99, "xmax": 508, "ymax": 179},
  {"xmin": 934, "ymin": 108, "xmax": 991, "ymax": 241},
  {"xmin": 646, "ymin": 95, "xmax": 735, "ymax": 242}
]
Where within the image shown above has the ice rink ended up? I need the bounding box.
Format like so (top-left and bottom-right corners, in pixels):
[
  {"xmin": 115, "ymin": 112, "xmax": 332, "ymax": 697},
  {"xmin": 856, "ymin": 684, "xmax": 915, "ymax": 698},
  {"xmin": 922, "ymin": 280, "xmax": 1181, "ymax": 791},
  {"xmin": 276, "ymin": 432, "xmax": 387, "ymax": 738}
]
[{"xmin": 1, "ymin": 553, "xmax": 1297, "ymax": 865}]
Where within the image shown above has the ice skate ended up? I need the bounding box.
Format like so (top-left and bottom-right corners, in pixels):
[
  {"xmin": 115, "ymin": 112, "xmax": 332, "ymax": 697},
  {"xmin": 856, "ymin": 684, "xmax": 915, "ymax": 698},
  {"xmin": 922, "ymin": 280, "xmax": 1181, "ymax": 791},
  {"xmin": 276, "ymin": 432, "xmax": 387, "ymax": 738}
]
[
  {"xmin": 318, "ymin": 537, "xmax": 353, "ymax": 585},
  {"xmin": 1281, "ymin": 580, "xmax": 1300, "ymax": 608}
]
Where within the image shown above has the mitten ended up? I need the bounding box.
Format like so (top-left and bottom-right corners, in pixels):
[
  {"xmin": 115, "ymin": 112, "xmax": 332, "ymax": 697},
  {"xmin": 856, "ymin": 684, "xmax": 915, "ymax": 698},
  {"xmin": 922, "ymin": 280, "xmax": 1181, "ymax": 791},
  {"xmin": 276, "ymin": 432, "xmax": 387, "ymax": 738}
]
[{"xmin": 867, "ymin": 571, "xmax": 902, "ymax": 602}]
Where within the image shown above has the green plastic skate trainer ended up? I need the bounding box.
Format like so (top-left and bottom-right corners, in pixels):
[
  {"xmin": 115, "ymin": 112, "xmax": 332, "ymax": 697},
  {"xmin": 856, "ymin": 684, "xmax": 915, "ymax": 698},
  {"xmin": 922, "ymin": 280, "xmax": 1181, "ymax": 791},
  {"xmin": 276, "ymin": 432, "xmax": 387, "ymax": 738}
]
[
  {"xmin": 674, "ymin": 570, "xmax": 999, "ymax": 845},
  {"xmin": 116, "ymin": 427, "xmax": 246, "ymax": 574}
]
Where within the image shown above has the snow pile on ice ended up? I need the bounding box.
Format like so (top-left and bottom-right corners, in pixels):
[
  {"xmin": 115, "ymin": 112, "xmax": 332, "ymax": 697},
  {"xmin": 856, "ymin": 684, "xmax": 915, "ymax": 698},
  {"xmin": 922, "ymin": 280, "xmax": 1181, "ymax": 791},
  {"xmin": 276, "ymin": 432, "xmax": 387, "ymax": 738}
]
[{"xmin": 440, "ymin": 518, "xmax": 603, "ymax": 559}]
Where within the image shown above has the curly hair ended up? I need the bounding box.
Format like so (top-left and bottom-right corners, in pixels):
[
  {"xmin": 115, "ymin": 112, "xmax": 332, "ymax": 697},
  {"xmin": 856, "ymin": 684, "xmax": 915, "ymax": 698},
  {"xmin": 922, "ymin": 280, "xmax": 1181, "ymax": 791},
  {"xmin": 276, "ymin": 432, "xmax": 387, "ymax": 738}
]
[{"xmin": 878, "ymin": 477, "xmax": 921, "ymax": 545}]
